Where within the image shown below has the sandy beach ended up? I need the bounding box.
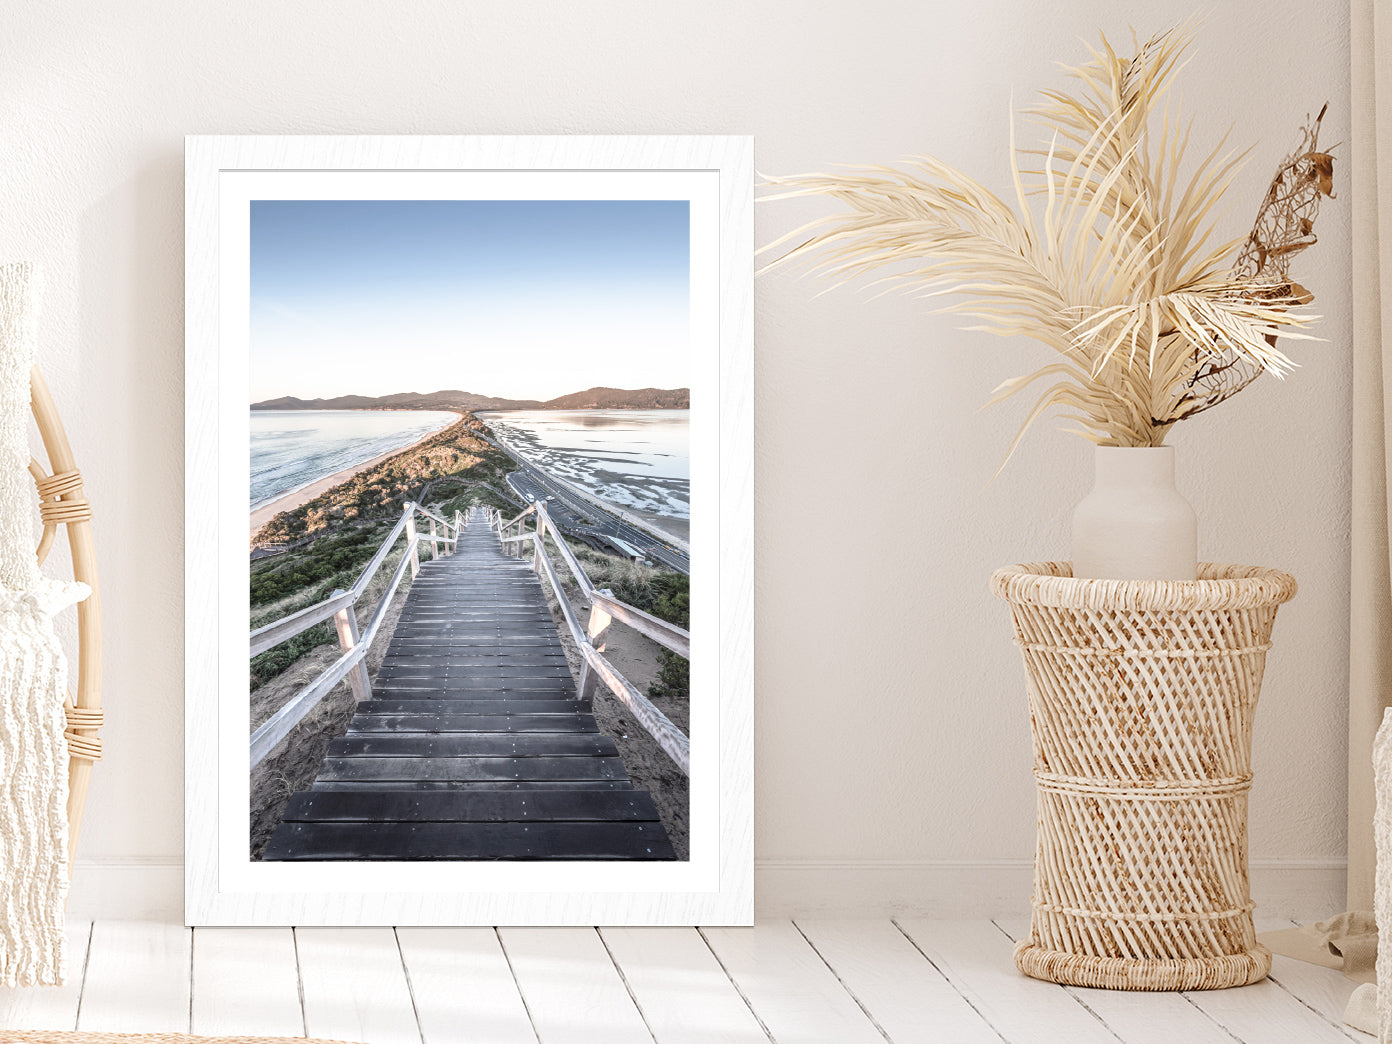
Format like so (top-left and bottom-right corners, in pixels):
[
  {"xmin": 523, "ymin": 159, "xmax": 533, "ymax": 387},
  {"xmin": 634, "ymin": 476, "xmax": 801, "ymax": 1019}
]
[{"xmin": 249, "ymin": 414, "xmax": 458, "ymax": 541}]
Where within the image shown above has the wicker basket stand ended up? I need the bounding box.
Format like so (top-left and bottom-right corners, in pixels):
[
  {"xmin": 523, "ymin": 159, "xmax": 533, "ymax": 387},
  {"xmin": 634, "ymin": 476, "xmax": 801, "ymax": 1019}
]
[{"xmin": 991, "ymin": 562, "xmax": 1297, "ymax": 991}]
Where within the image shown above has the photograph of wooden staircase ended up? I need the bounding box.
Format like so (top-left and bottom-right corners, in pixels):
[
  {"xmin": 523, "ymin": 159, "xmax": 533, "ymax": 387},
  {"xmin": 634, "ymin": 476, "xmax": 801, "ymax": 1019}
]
[{"xmin": 263, "ymin": 507, "xmax": 675, "ymax": 860}]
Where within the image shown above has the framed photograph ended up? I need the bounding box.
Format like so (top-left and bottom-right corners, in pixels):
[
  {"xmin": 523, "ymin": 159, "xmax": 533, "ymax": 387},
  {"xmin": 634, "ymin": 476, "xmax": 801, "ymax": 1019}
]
[{"xmin": 185, "ymin": 136, "xmax": 752, "ymax": 925}]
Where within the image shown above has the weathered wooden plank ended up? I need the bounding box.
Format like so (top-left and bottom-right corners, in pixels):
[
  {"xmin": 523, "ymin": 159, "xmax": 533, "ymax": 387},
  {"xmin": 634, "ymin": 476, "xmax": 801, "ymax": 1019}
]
[
  {"xmin": 399, "ymin": 612, "xmax": 551, "ymax": 620},
  {"xmin": 384, "ymin": 636, "xmax": 561, "ymax": 646},
  {"xmin": 376, "ymin": 665, "xmax": 572, "ymax": 679},
  {"xmin": 375, "ymin": 669, "xmax": 571, "ymax": 681},
  {"xmin": 378, "ymin": 653, "xmax": 569, "ymax": 666},
  {"xmin": 387, "ymin": 635, "xmax": 559, "ymax": 647},
  {"xmin": 370, "ymin": 680, "xmax": 577, "ymax": 694},
  {"xmin": 348, "ymin": 712, "xmax": 598, "ymax": 732},
  {"xmin": 358, "ymin": 698, "xmax": 588, "ymax": 714},
  {"xmin": 282, "ymin": 788, "xmax": 662, "ymax": 823},
  {"xmin": 327, "ymin": 732, "xmax": 619, "ymax": 759},
  {"xmin": 316, "ymin": 755, "xmax": 631, "ymax": 783},
  {"xmin": 310, "ymin": 778, "xmax": 633, "ymax": 792},
  {"xmin": 264, "ymin": 821, "xmax": 677, "ymax": 860}
]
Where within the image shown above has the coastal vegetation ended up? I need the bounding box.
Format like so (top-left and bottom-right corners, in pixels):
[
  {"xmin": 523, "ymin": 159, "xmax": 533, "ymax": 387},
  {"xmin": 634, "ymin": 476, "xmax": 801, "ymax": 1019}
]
[
  {"xmin": 253, "ymin": 415, "xmax": 513, "ymax": 546},
  {"xmin": 250, "ymin": 412, "xmax": 519, "ymax": 693},
  {"xmin": 542, "ymin": 541, "xmax": 690, "ymax": 702}
]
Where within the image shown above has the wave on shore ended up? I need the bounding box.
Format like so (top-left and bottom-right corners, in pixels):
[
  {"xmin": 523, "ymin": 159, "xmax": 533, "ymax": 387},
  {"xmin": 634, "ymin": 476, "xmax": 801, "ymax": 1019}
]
[{"xmin": 251, "ymin": 409, "xmax": 458, "ymax": 509}]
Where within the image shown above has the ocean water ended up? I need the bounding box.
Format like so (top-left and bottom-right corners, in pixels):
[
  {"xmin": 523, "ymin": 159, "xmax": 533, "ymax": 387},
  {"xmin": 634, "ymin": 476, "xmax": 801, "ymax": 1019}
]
[
  {"xmin": 249, "ymin": 410, "xmax": 458, "ymax": 509},
  {"xmin": 479, "ymin": 409, "xmax": 690, "ymax": 532}
]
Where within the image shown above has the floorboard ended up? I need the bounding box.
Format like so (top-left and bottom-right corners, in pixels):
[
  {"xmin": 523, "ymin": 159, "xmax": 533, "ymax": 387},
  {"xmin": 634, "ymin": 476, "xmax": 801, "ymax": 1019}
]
[
  {"xmin": 1266, "ymin": 955, "xmax": 1365, "ymax": 1042},
  {"xmin": 499, "ymin": 927, "xmax": 652, "ymax": 1044},
  {"xmin": 992, "ymin": 919, "xmax": 1235, "ymax": 1044},
  {"xmin": 0, "ymin": 921, "xmax": 90, "ymax": 1031},
  {"xmin": 396, "ymin": 928, "xmax": 537, "ymax": 1044},
  {"xmin": 77, "ymin": 921, "xmax": 191, "ymax": 1034},
  {"xmin": 190, "ymin": 927, "xmax": 302, "ymax": 1037},
  {"xmin": 1256, "ymin": 919, "xmax": 1366, "ymax": 1041},
  {"xmin": 0, "ymin": 917, "xmax": 1368, "ymax": 1043},
  {"xmin": 893, "ymin": 919, "xmax": 1117, "ymax": 1044},
  {"xmin": 701, "ymin": 921, "xmax": 885, "ymax": 1044},
  {"xmin": 796, "ymin": 918, "xmax": 1003, "ymax": 1043},
  {"xmin": 295, "ymin": 927, "xmax": 419, "ymax": 1044},
  {"xmin": 600, "ymin": 926, "xmax": 769, "ymax": 1043}
]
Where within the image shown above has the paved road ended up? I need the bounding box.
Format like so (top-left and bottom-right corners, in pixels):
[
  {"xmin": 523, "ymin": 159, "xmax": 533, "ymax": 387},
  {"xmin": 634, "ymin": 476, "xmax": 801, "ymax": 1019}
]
[
  {"xmin": 470, "ymin": 423, "xmax": 690, "ymax": 574},
  {"xmin": 505, "ymin": 468, "xmax": 690, "ymax": 575}
]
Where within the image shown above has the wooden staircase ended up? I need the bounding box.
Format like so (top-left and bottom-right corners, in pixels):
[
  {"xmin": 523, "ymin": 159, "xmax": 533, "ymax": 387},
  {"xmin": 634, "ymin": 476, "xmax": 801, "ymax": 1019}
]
[{"xmin": 262, "ymin": 507, "xmax": 675, "ymax": 860}]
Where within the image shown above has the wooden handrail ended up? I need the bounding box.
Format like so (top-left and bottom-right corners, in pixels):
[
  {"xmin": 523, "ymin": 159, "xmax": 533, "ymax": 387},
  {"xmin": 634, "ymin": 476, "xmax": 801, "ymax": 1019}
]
[
  {"xmin": 531, "ymin": 533, "xmax": 586, "ymax": 641},
  {"xmin": 580, "ymin": 644, "xmax": 690, "ymax": 776},
  {"xmin": 413, "ymin": 502, "xmax": 457, "ymax": 530},
  {"xmin": 534, "ymin": 506, "xmax": 596, "ymax": 602},
  {"xmin": 250, "ymin": 588, "xmax": 356, "ymax": 658},
  {"xmin": 248, "ymin": 499, "xmax": 458, "ymax": 767},
  {"xmin": 589, "ymin": 591, "xmax": 691, "ymax": 661},
  {"xmin": 532, "ymin": 502, "xmax": 690, "ymax": 659},
  {"xmin": 501, "ymin": 502, "xmax": 538, "ymax": 529},
  {"xmin": 250, "ymin": 501, "xmax": 459, "ymax": 657},
  {"xmin": 529, "ymin": 529, "xmax": 691, "ymax": 776}
]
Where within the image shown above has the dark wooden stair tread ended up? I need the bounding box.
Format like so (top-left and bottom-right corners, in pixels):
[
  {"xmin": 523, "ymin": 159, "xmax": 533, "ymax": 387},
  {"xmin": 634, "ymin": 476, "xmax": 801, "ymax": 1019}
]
[
  {"xmin": 356, "ymin": 698, "xmax": 592, "ymax": 714},
  {"xmin": 262, "ymin": 821, "xmax": 676, "ymax": 861},
  {"xmin": 327, "ymin": 733, "xmax": 620, "ymax": 759},
  {"xmin": 281, "ymin": 788, "xmax": 661, "ymax": 823},
  {"xmin": 315, "ymin": 755, "xmax": 631, "ymax": 783}
]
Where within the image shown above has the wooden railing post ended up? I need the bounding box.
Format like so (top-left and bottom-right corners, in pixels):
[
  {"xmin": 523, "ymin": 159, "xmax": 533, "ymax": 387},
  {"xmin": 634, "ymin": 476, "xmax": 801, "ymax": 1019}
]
[
  {"xmin": 586, "ymin": 588, "xmax": 613, "ymax": 649},
  {"xmin": 577, "ymin": 659, "xmax": 600, "ymax": 705},
  {"xmin": 429, "ymin": 516, "xmax": 440, "ymax": 561},
  {"xmin": 532, "ymin": 532, "xmax": 544, "ymax": 577},
  {"xmin": 404, "ymin": 502, "xmax": 420, "ymax": 578},
  {"xmin": 331, "ymin": 588, "xmax": 371, "ymax": 703}
]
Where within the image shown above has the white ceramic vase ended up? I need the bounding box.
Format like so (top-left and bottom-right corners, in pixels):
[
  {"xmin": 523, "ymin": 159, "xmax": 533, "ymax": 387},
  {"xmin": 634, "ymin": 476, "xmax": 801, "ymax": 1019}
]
[{"xmin": 1071, "ymin": 445, "xmax": 1198, "ymax": 581}]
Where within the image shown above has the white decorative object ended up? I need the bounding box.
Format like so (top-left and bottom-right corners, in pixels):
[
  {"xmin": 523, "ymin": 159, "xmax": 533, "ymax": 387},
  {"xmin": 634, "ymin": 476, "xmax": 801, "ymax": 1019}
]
[
  {"xmin": 0, "ymin": 262, "xmax": 89, "ymax": 986},
  {"xmin": 1071, "ymin": 446, "xmax": 1198, "ymax": 581},
  {"xmin": 1373, "ymin": 707, "xmax": 1392, "ymax": 1042}
]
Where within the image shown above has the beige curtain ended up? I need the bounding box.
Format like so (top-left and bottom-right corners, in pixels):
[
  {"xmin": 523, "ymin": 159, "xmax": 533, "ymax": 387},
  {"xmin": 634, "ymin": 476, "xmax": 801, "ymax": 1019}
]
[{"xmin": 1349, "ymin": 0, "xmax": 1392, "ymax": 912}]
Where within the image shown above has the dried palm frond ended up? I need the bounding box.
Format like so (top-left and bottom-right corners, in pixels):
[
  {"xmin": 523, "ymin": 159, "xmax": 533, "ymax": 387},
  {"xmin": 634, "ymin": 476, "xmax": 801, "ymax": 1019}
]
[{"xmin": 761, "ymin": 26, "xmax": 1329, "ymax": 458}]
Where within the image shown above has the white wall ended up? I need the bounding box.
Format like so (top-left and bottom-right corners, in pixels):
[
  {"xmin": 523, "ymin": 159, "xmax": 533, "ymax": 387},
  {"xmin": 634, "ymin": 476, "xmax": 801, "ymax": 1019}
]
[{"xmin": 4, "ymin": 0, "xmax": 1352, "ymax": 919}]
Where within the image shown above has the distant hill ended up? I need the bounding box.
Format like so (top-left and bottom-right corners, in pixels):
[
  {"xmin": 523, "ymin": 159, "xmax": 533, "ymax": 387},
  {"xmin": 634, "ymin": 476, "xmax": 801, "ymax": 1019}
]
[
  {"xmin": 251, "ymin": 387, "xmax": 689, "ymax": 412},
  {"xmin": 541, "ymin": 386, "xmax": 690, "ymax": 410}
]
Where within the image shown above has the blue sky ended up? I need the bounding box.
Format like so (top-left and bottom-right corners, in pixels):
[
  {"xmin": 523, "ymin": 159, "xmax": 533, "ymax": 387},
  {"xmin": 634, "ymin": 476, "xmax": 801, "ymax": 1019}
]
[{"xmin": 249, "ymin": 199, "xmax": 690, "ymax": 402}]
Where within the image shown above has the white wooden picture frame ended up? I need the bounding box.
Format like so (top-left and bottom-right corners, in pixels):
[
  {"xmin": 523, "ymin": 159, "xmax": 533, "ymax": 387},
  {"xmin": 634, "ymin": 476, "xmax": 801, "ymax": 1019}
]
[{"xmin": 184, "ymin": 135, "xmax": 753, "ymax": 925}]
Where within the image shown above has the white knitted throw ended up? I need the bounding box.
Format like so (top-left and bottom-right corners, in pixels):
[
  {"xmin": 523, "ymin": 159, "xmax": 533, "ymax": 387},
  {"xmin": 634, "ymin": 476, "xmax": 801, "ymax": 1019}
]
[{"xmin": 0, "ymin": 263, "xmax": 88, "ymax": 987}]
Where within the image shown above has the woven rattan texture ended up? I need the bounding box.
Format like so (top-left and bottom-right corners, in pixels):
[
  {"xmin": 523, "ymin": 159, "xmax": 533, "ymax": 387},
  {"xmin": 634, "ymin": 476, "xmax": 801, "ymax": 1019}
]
[{"xmin": 992, "ymin": 562, "xmax": 1297, "ymax": 991}]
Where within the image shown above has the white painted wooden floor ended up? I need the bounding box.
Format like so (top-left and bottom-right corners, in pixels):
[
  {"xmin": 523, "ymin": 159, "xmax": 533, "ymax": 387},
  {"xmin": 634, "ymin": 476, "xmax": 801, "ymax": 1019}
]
[{"xmin": 0, "ymin": 919, "xmax": 1371, "ymax": 1043}]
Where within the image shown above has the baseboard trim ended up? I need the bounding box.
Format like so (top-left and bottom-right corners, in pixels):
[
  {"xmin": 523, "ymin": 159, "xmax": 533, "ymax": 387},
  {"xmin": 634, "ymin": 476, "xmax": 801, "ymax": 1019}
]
[
  {"xmin": 64, "ymin": 858, "xmax": 1348, "ymax": 923},
  {"xmin": 752, "ymin": 859, "xmax": 1349, "ymax": 921},
  {"xmin": 67, "ymin": 859, "xmax": 183, "ymax": 922}
]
